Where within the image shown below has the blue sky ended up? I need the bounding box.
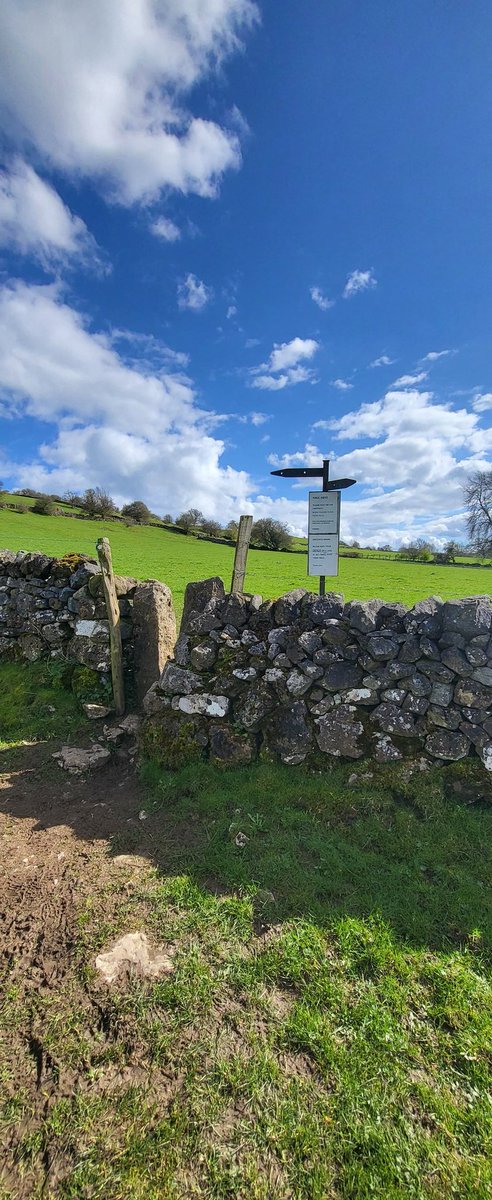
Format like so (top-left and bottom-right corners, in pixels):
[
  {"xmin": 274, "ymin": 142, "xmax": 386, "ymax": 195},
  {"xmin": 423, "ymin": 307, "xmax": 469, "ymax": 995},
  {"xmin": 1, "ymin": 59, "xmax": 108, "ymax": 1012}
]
[{"xmin": 1, "ymin": 0, "xmax": 492, "ymax": 546}]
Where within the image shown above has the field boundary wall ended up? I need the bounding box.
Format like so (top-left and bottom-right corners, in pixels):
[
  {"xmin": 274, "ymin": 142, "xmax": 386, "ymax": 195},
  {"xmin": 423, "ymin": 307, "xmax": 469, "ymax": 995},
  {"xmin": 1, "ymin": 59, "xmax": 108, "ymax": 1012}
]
[
  {"xmin": 0, "ymin": 549, "xmax": 176, "ymax": 704},
  {"xmin": 141, "ymin": 577, "xmax": 492, "ymax": 769}
]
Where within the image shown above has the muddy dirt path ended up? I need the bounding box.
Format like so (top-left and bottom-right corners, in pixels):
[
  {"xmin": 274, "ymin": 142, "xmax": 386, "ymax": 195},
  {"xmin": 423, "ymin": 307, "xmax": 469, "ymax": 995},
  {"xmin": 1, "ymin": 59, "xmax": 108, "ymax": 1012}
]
[{"xmin": 0, "ymin": 741, "xmax": 160, "ymax": 1197}]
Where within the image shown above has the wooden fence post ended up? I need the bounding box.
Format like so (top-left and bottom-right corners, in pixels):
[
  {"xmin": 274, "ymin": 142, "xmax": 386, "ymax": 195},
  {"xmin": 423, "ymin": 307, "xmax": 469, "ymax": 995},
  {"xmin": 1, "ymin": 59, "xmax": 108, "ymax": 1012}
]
[
  {"xmin": 96, "ymin": 537, "xmax": 125, "ymax": 716},
  {"xmin": 231, "ymin": 514, "xmax": 253, "ymax": 594}
]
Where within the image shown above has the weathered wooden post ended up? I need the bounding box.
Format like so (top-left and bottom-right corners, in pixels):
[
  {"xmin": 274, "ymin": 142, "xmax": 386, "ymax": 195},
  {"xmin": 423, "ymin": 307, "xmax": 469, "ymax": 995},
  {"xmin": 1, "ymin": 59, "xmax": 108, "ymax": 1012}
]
[
  {"xmin": 96, "ymin": 537, "xmax": 125, "ymax": 716},
  {"xmin": 231, "ymin": 514, "xmax": 253, "ymax": 594}
]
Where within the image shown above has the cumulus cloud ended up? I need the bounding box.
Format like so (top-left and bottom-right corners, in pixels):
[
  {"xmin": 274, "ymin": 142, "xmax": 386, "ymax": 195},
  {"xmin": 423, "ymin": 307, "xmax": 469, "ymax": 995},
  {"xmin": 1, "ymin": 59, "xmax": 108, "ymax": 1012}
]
[
  {"xmin": 0, "ymin": 0, "xmax": 258, "ymax": 206},
  {"xmin": 310, "ymin": 286, "xmax": 334, "ymax": 311},
  {"xmin": 331, "ymin": 378, "xmax": 353, "ymax": 391},
  {"xmin": 177, "ymin": 273, "xmax": 212, "ymax": 311},
  {"xmin": 0, "ymin": 159, "xmax": 101, "ymax": 269},
  {"xmin": 251, "ymin": 336, "xmax": 319, "ymax": 390},
  {"xmin": 0, "ymin": 278, "xmax": 255, "ymax": 520},
  {"xmin": 226, "ymin": 304, "xmax": 237, "ymax": 319},
  {"xmin": 258, "ymin": 375, "xmax": 492, "ymax": 542},
  {"xmin": 150, "ymin": 217, "xmax": 181, "ymax": 242},
  {"xmin": 343, "ymin": 269, "xmax": 377, "ymax": 298},
  {"xmin": 369, "ymin": 354, "xmax": 395, "ymax": 368},
  {"xmin": 267, "ymin": 338, "xmax": 319, "ymax": 372}
]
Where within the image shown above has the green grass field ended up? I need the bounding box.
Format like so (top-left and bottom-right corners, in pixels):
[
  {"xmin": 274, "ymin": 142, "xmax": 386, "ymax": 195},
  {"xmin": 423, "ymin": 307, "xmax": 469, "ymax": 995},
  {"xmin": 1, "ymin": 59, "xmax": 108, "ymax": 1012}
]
[
  {"xmin": 1, "ymin": 505, "xmax": 491, "ymax": 619},
  {"xmin": 1, "ymin": 660, "xmax": 492, "ymax": 1198}
]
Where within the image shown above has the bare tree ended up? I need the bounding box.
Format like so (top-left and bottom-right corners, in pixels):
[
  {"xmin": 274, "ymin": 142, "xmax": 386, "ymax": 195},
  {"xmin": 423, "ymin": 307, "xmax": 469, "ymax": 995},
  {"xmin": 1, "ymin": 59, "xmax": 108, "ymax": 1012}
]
[{"xmin": 464, "ymin": 471, "xmax": 492, "ymax": 556}]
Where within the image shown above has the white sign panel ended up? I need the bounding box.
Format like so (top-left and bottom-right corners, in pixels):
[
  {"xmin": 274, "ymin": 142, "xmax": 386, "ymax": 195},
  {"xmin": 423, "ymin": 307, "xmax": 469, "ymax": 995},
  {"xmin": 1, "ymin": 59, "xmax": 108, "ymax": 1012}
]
[
  {"xmin": 308, "ymin": 491, "xmax": 340, "ymax": 576},
  {"xmin": 308, "ymin": 491, "xmax": 339, "ymax": 534}
]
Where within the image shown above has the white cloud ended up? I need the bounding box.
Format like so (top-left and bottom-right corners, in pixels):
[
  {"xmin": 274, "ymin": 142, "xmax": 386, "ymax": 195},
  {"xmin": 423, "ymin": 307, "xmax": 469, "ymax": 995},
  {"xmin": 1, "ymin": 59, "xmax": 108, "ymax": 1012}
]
[
  {"xmin": 369, "ymin": 354, "xmax": 395, "ymax": 368},
  {"xmin": 226, "ymin": 304, "xmax": 237, "ymax": 319},
  {"xmin": 0, "ymin": 278, "xmax": 254, "ymax": 520},
  {"xmin": 245, "ymin": 337, "xmax": 260, "ymax": 348},
  {"xmin": 111, "ymin": 328, "xmax": 190, "ymax": 369},
  {"xmin": 331, "ymin": 378, "xmax": 353, "ymax": 391},
  {"xmin": 249, "ymin": 411, "xmax": 270, "ymax": 425},
  {"xmin": 0, "ymin": 0, "xmax": 258, "ymax": 206},
  {"xmin": 150, "ymin": 216, "xmax": 181, "ymax": 242},
  {"xmin": 421, "ymin": 349, "xmax": 450, "ymax": 362},
  {"xmin": 3, "ymin": 280, "xmax": 487, "ymax": 546},
  {"xmin": 326, "ymin": 387, "xmax": 481, "ymax": 448},
  {"xmin": 472, "ymin": 393, "xmax": 492, "ymax": 413},
  {"xmin": 343, "ymin": 269, "xmax": 377, "ymax": 299},
  {"xmin": 310, "ymin": 286, "xmax": 334, "ymax": 311},
  {"xmin": 392, "ymin": 371, "xmax": 428, "ymax": 387},
  {"xmin": 250, "ymin": 336, "xmax": 320, "ymax": 390},
  {"xmin": 267, "ymin": 337, "xmax": 319, "ymax": 372},
  {"xmin": 0, "ymin": 158, "xmax": 101, "ymax": 269},
  {"xmin": 268, "ymin": 385, "xmax": 492, "ymax": 544},
  {"xmin": 268, "ymin": 443, "xmax": 323, "ymax": 469},
  {"xmin": 177, "ymin": 273, "xmax": 212, "ymax": 311},
  {"xmin": 251, "ymin": 365, "xmax": 317, "ymax": 391},
  {"xmin": 251, "ymin": 374, "xmax": 290, "ymax": 392}
]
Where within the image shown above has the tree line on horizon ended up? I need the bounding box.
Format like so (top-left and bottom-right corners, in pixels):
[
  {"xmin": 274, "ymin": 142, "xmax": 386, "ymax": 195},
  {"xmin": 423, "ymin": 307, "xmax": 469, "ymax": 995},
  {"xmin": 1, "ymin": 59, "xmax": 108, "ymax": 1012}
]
[{"xmin": 1, "ymin": 469, "xmax": 492, "ymax": 559}]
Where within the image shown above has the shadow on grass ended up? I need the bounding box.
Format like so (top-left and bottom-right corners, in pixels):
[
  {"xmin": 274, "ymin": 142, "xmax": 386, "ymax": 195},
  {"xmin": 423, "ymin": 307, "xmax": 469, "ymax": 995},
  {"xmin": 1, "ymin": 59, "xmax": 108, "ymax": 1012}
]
[
  {"xmin": 132, "ymin": 756, "xmax": 492, "ymax": 959},
  {"xmin": 2, "ymin": 732, "xmax": 491, "ymax": 960},
  {"xmin": 1, "ymin": 657, "xmax": 492, "ymax": 958}
]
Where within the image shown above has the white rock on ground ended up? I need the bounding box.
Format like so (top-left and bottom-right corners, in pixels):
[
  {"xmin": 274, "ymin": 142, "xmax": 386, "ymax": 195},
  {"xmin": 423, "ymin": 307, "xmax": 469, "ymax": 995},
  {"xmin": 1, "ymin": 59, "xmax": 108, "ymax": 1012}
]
[
  {"xmin": 53, "ymin": 745, "xmax": 111, "ymax": 773},
  {"xmin": 83, "ymin": 703, "xmax": 113, "ymax": 719},
  {"xmin": 95, "ymin": 932, "xmax": 175, "ymax": 984}
]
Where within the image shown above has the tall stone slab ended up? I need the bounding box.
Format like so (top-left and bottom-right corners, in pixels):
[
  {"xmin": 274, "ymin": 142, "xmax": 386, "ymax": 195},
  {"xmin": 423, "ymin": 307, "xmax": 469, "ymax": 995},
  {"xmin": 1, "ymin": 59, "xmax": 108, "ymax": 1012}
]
[{"xmin": 133, "ymin": 580, "xmax": 177, "ymax": 703}]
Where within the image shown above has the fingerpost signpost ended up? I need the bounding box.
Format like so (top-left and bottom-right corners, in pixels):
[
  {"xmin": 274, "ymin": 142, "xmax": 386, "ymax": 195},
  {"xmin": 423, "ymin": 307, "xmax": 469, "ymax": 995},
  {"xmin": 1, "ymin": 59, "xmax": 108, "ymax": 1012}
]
[{"xmin": 270, "ymin": 459, "xmax": 356, "ymax": 596}]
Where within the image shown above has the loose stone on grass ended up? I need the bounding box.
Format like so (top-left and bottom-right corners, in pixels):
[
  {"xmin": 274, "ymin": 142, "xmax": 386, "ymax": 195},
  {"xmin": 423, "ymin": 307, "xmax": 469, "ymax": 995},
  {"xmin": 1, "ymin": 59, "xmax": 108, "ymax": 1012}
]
[{"xmin": 95, "ymin": 932, "xmax": 174, "ymax": 985}]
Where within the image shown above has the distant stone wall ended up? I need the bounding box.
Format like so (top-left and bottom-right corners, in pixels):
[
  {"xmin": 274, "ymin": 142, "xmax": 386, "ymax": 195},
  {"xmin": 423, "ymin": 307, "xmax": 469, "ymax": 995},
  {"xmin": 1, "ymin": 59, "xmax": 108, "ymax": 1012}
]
[
  {"xmin": 141, "ymin": 577, "xmax": 492, "ymax": 770},
  {"xmin": 0, "ymin": 550, "xmax": 176, "ymax": 704}
]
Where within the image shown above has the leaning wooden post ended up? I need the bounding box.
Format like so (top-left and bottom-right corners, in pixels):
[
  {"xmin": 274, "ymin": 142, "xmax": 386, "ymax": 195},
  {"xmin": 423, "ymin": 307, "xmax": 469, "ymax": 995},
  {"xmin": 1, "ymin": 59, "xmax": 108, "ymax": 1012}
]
[
  {"xmin": 96, "ymin": 537, "xmax": 125, "ymax": 716},
  {"xmin": 231, "ymin": 514, "xmax": 253, "ymax": 594}
]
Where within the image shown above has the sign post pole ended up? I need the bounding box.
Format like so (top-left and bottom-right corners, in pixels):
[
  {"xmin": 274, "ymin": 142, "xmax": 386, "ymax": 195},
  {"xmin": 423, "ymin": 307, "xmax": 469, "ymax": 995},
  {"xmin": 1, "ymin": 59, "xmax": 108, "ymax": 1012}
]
[
  {"xmin": 320, "ymin": 458, "xmax": 330, "ymax": 597},
  {"xmin": 270, "ymin": 460, "xmax": 356, "ymax": 596}
]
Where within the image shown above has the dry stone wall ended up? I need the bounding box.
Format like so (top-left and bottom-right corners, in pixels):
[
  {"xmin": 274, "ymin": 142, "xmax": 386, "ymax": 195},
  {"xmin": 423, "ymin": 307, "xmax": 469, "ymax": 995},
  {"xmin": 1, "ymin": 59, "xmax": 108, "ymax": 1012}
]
[
  {"xmin": 0, "ymin": 549, "xmax": 175, "ymax": 703},
  {"xmin": 141, "ymin": 577, "xmax": 492, "ymax": 770}
]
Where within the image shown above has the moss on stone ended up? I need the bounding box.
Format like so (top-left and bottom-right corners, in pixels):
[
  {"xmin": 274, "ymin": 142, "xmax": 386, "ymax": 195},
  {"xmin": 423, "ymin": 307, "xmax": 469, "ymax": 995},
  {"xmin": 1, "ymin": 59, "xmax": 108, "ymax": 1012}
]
[
  {"xmin": 71, "ymin": 664, "xmax": 111, "ymax": 706},
  {"xmin": 140, "ymin": 711, "xmax": 206, "ymax": 770}
]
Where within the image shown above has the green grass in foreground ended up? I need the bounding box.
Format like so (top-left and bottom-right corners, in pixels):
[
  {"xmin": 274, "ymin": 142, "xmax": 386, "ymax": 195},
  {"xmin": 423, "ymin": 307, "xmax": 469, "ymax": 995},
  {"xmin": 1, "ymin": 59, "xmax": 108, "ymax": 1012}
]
[
  {"xmin": 1, "ymin": 506, "xmax": 491, "ymax": 618},
  {"xmin": 1, "ymin": 662, "xmax": 492, "ymax": 1197}
]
